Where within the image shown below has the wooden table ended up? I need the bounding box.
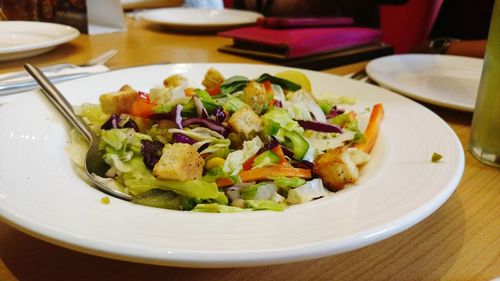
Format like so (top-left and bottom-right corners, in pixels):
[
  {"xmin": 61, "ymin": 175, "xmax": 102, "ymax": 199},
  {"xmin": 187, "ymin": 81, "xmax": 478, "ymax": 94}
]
[{"xmin": 1, "ymin": 19, "xmax": 499, "ymax": 281}]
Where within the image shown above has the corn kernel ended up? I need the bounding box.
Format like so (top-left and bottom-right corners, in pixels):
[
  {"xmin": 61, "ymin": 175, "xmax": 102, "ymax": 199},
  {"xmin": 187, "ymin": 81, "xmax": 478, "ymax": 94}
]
[{"xmin": 205, "ymin": 157, "xmax": 225, "ymax": 169}]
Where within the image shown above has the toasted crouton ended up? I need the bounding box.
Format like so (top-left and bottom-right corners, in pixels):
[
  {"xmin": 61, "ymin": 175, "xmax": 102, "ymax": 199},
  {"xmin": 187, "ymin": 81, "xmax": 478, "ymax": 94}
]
[
  {"xmin": 99, "ymin": 90, "xmax": 138, "ymax": 115},
  {"xmin": 202, "ymin": 67, "xmax": 225, "ymax": 90},
  {"xmin": 241, "ymin": 81, "xmax": 270, "ymax": 114},
  {"xmin": 153, "ymin": 143, "xmax": 205, "ymax": 181},
  {"xmin": 163, "ymin": 74, "xmax": 188, "ymax": 88},
  {"xmin": 228, "ymin": 107, "xmax": 262, "ymax": 137}
]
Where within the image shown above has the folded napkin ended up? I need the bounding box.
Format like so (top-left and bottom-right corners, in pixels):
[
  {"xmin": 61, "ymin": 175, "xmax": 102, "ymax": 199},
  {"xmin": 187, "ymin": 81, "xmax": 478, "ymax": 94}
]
[
  {"xmin": 218, "ymin": 26, "xmax": 381, "ymax": 59},
  {"xmin": 0, "ymin": 64, "xmax": 109, "ymax": 105}
]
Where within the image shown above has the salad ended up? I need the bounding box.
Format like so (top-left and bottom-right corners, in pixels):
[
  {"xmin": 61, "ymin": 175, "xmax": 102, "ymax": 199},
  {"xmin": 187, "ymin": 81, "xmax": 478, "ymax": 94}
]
[{"xmin": 68, "ymin": 68, "xmax": 384, "ymax": 212}]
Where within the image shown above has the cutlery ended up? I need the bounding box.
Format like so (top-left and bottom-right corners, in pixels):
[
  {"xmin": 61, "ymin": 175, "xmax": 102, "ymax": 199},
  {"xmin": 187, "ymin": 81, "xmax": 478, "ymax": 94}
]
[
  {"xmin": 0, "ymin": 49, "xmax": 118, "ymax": 82},
  {"xmin": 350, "ymin": 68, "xmax": 368, "ymax": 80},
  {"xmin": 349, "ymin": 67, "xmax": 379, "ymax": 85},
  {"xmin": 24, "ymin": 63, "xmax": 132, "ymax": 201}
]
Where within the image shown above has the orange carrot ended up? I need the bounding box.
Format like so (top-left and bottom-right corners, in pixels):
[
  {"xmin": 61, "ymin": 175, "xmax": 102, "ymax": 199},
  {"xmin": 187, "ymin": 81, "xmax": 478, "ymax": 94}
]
[
  {"xmin": 347, "ymin": 110, "xmax": 356, "ymax": 122},
  {"xmin": 216, "ymin": 165, "xmax": 312, "ymax": 187},
  {"xmin": 271, "ymin": 145, "xmax": 288, "ymax": 164},
  {"xmin": 355, "ymin": 103, "xmax": 384, "ymax": 153}
]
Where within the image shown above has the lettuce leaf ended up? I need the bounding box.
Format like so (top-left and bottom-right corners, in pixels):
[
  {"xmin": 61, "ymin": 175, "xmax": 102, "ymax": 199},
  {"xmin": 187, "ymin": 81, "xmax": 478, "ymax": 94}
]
[
  {"xmin": 223, "ymin": 136, "xmax": 263, "ymax": 176},
  {"xmin": 122, "ymin": 158, "xmax": 220, "ymax": 199}
]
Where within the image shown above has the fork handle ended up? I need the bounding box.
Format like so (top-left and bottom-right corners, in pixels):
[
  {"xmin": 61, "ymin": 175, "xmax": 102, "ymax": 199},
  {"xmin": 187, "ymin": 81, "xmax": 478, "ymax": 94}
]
[{"xmin": 24, "ymin": 63, "xmax": 94, "ymax": 143}]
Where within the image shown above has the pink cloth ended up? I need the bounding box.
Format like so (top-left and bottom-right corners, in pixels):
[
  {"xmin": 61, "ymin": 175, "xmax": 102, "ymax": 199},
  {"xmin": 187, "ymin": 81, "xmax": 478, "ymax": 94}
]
[{"xmin": 219, "ymin": 26, "xmax": 381, "ymax": 58}]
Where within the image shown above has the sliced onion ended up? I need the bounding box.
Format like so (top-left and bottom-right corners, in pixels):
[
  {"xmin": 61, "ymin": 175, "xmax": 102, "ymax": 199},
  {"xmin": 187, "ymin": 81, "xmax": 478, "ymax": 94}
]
[
  {"xmin": 298, "ymin": 120, "xmax": 342, "ymax": 133},
  {"xmin": 192, "ymin": 95, "xmax": 209, "ymax": 118},
  {"xmin": 182, "ymin": 118, "xmax": 228, "ymax": 136}
]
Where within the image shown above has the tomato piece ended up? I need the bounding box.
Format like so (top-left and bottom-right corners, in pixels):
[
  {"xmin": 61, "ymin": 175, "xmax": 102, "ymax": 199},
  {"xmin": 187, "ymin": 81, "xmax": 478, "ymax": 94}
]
[
  {"xmin": 206, "ymin": 85, "xmax": 221, "ymax": 96},
  {"xmin": 262, "ymin": 80, "xmax": 272, "ymax": 93},
  {"xmin": 242, "ymin": 155, "xmax": 257, "ymax": 171},
  {"xmin": 130, "ymin": 92, "xmax": 156, "ymax": 118}
]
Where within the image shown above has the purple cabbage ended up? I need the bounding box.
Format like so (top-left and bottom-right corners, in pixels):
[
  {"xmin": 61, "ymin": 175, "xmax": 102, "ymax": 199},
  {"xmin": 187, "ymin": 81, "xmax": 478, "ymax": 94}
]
[
  {"xmin": 212, "ymin": 106, "xmax": 226, "ymax": 123},
  {"xmin": 101, "ymin": 114, "xmax": 120, "ymax": 130},
  {"xmin": 197, "ymin": 142, "xmax": 210, "ymax": 153},
  {"xmin": 172, "ymin": 133, "xmax": 196, "ymax": 145},
  {"xmin": 257, "ymin": 136, "xmax": 279, "ymax": 155},
  {"xmin": 140, "ymin": 140, "xmax": 165, "ymax": 170},
  {"xmin": 297, "ymin": 120, "xmax": 342, "ymax": 133},
  {"xmin": 272, "ymin": 99, "xmax": 283, "ymax": 108},
  {"xmin": 149, "ymin": 104, "xmax": 183, "ymax": 129},
  {"xmin": 292, "ymin": 160, "xmax": 314, "ymax": 170},
  {"xmin": 326, "ymin": 106, "xmax": 345, "ymax": 118},
  {"xmin": 101, "ymin": 114, "xmax": 139, "ymax": 132},
  {"xmin": 280, "ymin": 145, "xmax": 295, "ymax": 158},
  {"xmin": 122, "ymin": 119, "xmax": 139, "ymax": 131}
]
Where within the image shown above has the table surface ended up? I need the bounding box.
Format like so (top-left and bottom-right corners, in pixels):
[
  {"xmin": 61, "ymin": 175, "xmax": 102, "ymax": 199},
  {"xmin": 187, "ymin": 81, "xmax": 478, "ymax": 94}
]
[{"xmin": 0, "ymin": 19, "xmax": 499, "ymax": 281}]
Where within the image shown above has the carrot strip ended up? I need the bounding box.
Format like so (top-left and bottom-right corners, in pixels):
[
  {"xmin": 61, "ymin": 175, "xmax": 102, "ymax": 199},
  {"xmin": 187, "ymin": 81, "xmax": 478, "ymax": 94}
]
[
  {"xmin": 347, "ymin": 110, "xmax": 356, "ymax": 122},
  {"xmin": 271, "ymin": 145, "xmax": 288, "ymax": 164},
  {"xmin": 355, "ymin": 103, "xmax": 384, "ymax": 153},
  {"xmin": 216, "ymin": 165, "xmax": 312, "ymax": 187}
]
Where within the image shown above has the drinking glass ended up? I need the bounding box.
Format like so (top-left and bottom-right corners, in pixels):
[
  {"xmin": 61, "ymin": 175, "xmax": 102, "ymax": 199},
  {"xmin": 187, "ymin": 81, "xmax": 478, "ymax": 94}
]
[{"xmin": 469, "ymin": 0, "xmax": 500, "ymax": 168}]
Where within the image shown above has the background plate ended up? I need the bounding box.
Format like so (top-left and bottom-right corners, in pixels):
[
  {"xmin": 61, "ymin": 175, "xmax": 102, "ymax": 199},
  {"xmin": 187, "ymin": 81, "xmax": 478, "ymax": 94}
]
[
  {"xmin": 142, "ymin": 8, "xmax": 261, "ymax": 31},
  {"xmin": 366, "ymin": 54, "xmax": 483, "ymax": 112},
  {"xmin": 0, "ymin": 63, "xmax": 464, "ymax": 268},
  {"xmin": 0, "ymin": 21, "xmax": 79, "ymax": 61}
]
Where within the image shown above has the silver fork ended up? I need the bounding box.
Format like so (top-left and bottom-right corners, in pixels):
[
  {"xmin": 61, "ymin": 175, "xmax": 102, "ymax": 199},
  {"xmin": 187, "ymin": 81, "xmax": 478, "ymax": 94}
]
[
  {"xmin": 24, "ymin": 63, "xmax": 132, "ymax": 201},
  {"xmin": 0, "ymin": 49, "xmax": 118, "ymax": 82}
]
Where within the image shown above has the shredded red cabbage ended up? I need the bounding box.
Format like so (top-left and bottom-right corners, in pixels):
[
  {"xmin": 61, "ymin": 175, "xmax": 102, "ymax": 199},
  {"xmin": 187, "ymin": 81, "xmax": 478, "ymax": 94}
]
[
  {"xmin": 297, "ymin": 120, "xmax": 342, "ymax": 133},
  {"xmin": 257, "ymin": 136, "xmax": 280, "ymax": 154},
  {"xmin": 101, "ymin": 114, "xmax": 139, "ymax": 131},
  {"xmin": 101, "ymin": 114, "xmax": 120, "ymax": 130},
  {"xmin": 140, "ymin": 139, "xmax": 165, "ymax": 169},
  {"xmin": 292, "ymin": 160, "xmax": 313, "ymax": 170},
  {"xmin": 172, "ymin": 133, "xmax": 196, "ymax": 145},
  {"xmin": 326, "ymin": 106, "xmax": 345, "ymax": 118},
  {"xmin": 212, "ymin": 106, "xmax": 226, "ymax": 123},
  {"xmin": 149, "ymin": 104, "xmax": 183, "ymax": 129}
]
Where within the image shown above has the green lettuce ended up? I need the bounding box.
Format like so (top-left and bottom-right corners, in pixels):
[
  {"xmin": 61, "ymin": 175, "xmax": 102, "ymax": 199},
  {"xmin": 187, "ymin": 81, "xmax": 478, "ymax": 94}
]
[
  {"xmin": 223, "ymin": 136, "xmax": 263, "ymax": 176},
  {"xmin": 122, "ymin": 158, "xmax": 220, "ymax": 199}
]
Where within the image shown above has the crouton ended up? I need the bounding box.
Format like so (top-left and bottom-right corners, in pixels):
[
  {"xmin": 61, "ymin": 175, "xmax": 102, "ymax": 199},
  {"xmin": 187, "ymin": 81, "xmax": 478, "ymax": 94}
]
[
  {"xmin": 313, "ymin": 146, "xmax": 359, "ymax": 191},
  {"xmin": 163, "ymin": 74, "xmax": 188, "ymax": 88},
  {"xmin": 241, "ymin": 81, "xmax": 270, "ymax": 114},
  {"xmin": 228, "ymin": 107, "xmax": 262, "ymax": 137},
  {"xmin": 202, "ymin": 67, "xmax": 225, "ymax": 90},
  {"xmin": 153, "ymin": 143, "xmax": 205, "ymax": 181},
  {"xmin": 119, "ymin": 84, "xmax": 136, "ymax": 93},
  {"xmin": 99, "ymin": 90, "xmax": 138, "ymax": 115}
]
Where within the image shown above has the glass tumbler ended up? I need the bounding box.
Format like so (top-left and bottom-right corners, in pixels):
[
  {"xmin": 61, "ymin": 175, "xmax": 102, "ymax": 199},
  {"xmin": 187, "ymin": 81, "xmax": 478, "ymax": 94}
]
[{"xmin": 469, "ymin": 0, "xmax": 500, "ymax": 168}]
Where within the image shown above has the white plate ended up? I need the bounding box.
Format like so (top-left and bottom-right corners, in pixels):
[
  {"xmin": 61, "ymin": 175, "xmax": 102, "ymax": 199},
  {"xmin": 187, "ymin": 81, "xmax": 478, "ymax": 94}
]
[
  {"xmin": 142, "ymin": 8, "xmax": 261, "ymax": 31},
  {"xmin": 0, "ymin": 63, "xmax": 464, "ymax": 268},
  {"xmin": 366, "ymin": 54, "xmax": 483, "ymax": 112},
  {"xmin": 0, "ymin": 21, "xmax": 79, "ymax": 62}
]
